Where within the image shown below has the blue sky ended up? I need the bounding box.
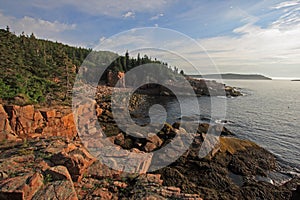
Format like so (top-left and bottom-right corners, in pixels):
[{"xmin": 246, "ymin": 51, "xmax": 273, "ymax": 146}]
[{"xmin": 1, "ymin": 0, "xmax": 300, "ymax": 78}]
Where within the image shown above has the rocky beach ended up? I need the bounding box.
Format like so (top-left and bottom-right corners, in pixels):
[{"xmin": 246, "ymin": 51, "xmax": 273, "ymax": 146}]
[{"xmin": 0, "ymin": 84, "xmax": 299, "ymax": 200}]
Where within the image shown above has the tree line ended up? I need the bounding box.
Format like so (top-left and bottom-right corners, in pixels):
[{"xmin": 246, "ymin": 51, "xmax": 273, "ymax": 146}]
[
  {"xmin": 0, "ymin": 27, "xmax": 184, "ymax": 105},
  {"xmin": 0, "ymin": 28, "xmax": 90, "ymax": 104}
]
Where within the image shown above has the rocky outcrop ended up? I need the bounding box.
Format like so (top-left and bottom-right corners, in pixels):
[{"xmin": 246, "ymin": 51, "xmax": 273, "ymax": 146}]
[
  {"xmin": 0, "ymin": 104, "xmax": 77, "ymax": 141},
  {"xmin": 107, "ymin": 122, "xmax": 233, "ymax": 153},
  {"xmin": 79, "ymin": 163, "xmax": 203, "ymax": 199},
  {"xmin": 0, "ymin": 172, "xmax": 43, "ymax": 200},
  {"xmin": 188, "ymin": 77, "xmax": 242, "ymax": 97},
  {"xmin": 136, "ymin": 78, "xmax": 242, "ymax": 97},
  {"xmin": 129, "ymin": 174, "xmax": 202, "ymax": 199},
  {"xmin": 0, "ymin": 137, "xmax": 203, "ymax": 200},
  {"xmin": 0, "ymin": 98, "xmax": 299, "ymax": 199},
  {"xmin": 0, "ymin": 138, "xmax": 90, "ymax": 200},
  {"xmin": 0, "ymin": 101, "xmax": 111, "ymax": 142},
  {"xmin": 156, "ymin": 136, "xmax": 299, "ymax": 200},
  {"xmin": 48, "ymin": 145, "xmax": 96, "ymax": 182},
  {"xmin": 33, "ymin": 166, "xmax": 78, "ymax": 200},
  {"xmin": 0, "ymin": 104, "xmax": 15, "ymax": 141},
  {"xmin": 1, "ymin": 134, "xmax": 298, "ymax": 200}
]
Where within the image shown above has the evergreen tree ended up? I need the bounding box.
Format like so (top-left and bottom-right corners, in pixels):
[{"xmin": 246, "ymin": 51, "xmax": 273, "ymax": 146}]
[
  {"xmin": 0, "ymin": 28, "xmax": 91, "ymax": 105},
  {"xmin": 0, "ymin": 28, "xmax": 183, "ymax": 105}
]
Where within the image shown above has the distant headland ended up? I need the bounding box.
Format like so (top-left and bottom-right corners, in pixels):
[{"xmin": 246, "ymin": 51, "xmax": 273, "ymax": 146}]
[
  {"xmin": 189, "ymin": 73, "xmax": 272, "ymax": 80},
  {"xmin": 291, "ymin": 79, "xmax": 300, "ymax": 81}
]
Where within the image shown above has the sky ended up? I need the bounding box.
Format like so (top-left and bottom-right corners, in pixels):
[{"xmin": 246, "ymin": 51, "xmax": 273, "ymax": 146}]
[{"xmin": 0, "ymin": 0, "xmax": 300, "ymax": 78}]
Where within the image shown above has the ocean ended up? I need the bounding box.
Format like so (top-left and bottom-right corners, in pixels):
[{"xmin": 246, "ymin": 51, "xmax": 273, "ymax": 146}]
[
  {"xmin": 222, "ymin": 80, "xmax": 300, "ymax": 171},
  {"xmin": 144, "ymin": 80, "xmax": 300, "ymax": 172}
]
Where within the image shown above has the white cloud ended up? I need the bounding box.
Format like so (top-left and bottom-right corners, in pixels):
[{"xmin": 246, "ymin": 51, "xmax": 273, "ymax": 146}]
[
  {"xmin": 204, "ymin": 24, "xmax": 299, "ymax": 56},
  {"xmin": 123, "ymin": 11, "xmax": 135, "ymax": 19},
  {"xmin": 224, "ymin": 6, "xmax": 259, "ymax": 24},
  {"xmin": 0, "ymin": 11, "xmax": 76, "ymax": 39},
  {"xmin": 271, "ymin": 0, "xmax": 300, "ymax": 9},
  {"xmin": 32, "ymin": 0, "xmax": 172, "ymax": 18},
  {"xmin": 271, "ymin": 1, "xmax": 300, "ymax": 29},
  {"xmin": 197, "ymin": 23, "xmax": 300, "ymax": 74},
  {"xmin": 148, "ymin": 2, "xmax": 300, "ymax": 76},
  {"xmin": 170, "ymin": 1, "xmax": 298, "ymax": 76},
  {"xmin": 150, "ymin": 13, "xmax": 164, "ymax": 20}
]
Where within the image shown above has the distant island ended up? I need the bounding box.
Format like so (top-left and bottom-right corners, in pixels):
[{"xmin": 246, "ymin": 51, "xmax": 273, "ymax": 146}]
[
  {"xmin": 189, "ymin": 73, "xmax": 272, "ymax": 80},
  {"xmin": 291, "ymin": 79, "xmax": 300, "ymax": 81}
]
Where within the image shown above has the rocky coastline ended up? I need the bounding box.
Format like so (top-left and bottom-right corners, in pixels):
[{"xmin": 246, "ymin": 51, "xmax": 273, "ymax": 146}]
[
  {"xmin": 136, "ymin": 77, "xmax": 242, "ymax": 97},
  {"xmin": 0, "ymin": 86, "xmax": 299, "ymax": 199}
]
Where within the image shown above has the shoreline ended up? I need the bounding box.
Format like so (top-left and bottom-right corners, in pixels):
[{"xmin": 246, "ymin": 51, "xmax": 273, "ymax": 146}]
[
  {"xmin": 0, "ymin": 89, "xmax": 299, "ymax": 199},
  {"xmin": 135, "ymin": 77, "xmax": 242, "ymax": 97}
]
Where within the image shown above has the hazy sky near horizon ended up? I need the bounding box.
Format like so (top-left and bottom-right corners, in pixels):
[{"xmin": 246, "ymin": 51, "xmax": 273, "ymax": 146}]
[{"xmin": 0, "ymin": 0, "xmax": 300, "ymax": 78}]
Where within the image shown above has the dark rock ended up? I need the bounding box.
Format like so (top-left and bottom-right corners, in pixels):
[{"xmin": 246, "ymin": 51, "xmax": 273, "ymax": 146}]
[
  {"xmin": 291, "ymin": 185, "xmax": 300, "ymax": 200},
  {"xmin": 130, "ymin": 173, "xmax": 202, "ymax": 200},
  {"xmin": 172, "ymin": 121, "xmax": 180, "ymax": 129},
  {"xmin": 44, "ymin": 165, "xmax": 72, "ymax": 181},
  {"xmin": 155, "ymin": 136, "xmax": 293, "ymax": 199}
]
